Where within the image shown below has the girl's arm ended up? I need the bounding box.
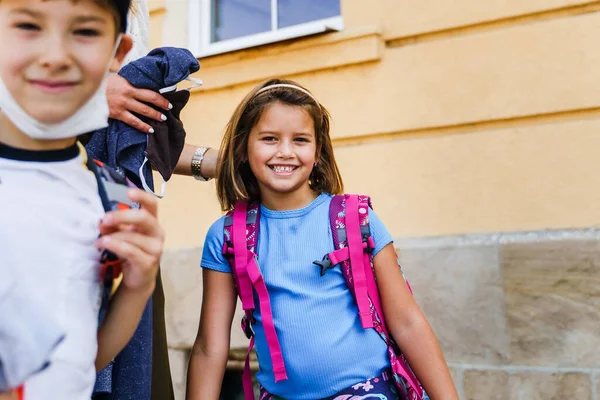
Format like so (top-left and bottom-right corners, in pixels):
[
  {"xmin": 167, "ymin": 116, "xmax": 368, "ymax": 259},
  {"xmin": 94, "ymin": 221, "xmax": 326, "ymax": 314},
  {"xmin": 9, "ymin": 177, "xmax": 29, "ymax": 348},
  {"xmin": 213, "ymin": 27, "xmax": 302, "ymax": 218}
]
[
  {"xmin": 186, "ymin": 268, "xmax": 237, "ymax": 400},
  {"xmin": 373, "ymin": 244, "xmax": 459, "ymax": 400}
]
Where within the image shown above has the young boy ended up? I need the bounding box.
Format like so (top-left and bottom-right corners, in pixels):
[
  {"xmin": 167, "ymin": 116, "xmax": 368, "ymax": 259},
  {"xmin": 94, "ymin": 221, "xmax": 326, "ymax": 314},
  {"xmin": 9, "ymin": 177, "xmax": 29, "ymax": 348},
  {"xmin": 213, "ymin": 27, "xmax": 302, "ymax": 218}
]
[{"xmin": 0, "ymin": 1, "xmax": 164, "ymax": 398}]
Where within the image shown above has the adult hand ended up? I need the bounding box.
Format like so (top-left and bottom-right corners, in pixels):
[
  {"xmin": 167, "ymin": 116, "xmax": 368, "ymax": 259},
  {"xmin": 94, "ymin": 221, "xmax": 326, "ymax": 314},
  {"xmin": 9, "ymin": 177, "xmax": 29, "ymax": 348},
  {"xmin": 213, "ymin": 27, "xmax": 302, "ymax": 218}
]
[
  {"xmin": 107, "ymin": 74, "xmax": 172, "ymax": 134},
  {"xmin": 96, "ymin": 189, "xmax": 164, "ymax": 294}
]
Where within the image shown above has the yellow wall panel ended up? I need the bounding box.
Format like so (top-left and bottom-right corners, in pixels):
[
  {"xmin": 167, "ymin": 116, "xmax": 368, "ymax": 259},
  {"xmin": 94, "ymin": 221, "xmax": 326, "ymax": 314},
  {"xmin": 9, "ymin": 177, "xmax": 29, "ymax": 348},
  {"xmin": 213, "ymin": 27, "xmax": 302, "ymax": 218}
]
[
  {"xmin": 375, "ymin": 0, "xmax": 595, "ymax": 40},
  {"xmin": 160, "ymin": 118, "xmax": 600, "ymax": 248}
]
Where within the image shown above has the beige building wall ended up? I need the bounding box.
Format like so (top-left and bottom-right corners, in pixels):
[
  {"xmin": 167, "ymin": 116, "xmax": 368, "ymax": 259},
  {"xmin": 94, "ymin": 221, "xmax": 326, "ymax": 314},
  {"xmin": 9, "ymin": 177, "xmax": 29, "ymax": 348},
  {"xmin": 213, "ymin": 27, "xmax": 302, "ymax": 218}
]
[
  {"xmin": 150, "ymin": 1, "xmax": 600, "ymax": 249},
  {"xmin": 147, "ymin": 1, "xmax": 600, "ymax": 398}
]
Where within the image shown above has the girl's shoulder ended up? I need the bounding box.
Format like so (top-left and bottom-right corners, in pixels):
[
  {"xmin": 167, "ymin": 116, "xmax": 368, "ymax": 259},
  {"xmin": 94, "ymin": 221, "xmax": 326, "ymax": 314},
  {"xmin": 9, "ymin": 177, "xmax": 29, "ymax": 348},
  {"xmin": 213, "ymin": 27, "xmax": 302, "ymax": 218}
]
[
  {"xmin": 201, "ymin": 215, "xmax": 231, "ymax": 272},
  {"xmin": 205, "ymin": 214, "xmax": 228, "ymax": 243}
]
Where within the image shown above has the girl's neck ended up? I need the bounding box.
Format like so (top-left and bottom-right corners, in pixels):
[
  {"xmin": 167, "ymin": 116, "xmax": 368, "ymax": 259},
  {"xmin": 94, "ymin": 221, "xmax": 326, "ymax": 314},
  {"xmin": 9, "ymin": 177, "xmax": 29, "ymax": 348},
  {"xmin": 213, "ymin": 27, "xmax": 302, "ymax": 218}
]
[
  {"xmin": 0, "ymin": 113, "xmax": 76, "ymax": 151},
  {"xmin": 260, "ymin": 187, "xmax": 319, "ymax": 211}
]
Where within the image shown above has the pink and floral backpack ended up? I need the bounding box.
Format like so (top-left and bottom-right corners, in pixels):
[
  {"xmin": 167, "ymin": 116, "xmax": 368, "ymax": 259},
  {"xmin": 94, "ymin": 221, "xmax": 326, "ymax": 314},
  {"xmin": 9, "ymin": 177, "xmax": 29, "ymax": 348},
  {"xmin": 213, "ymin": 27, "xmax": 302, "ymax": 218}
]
[{"xmin": 222, "ymin": 194, "xmax": 429, "ymax": 400}]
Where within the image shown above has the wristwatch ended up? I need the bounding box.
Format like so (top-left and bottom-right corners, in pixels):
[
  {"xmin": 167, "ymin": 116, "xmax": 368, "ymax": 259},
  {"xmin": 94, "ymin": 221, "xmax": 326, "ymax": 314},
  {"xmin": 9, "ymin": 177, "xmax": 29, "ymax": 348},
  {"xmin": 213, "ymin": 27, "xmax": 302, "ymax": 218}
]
[{"xmin": 191, "ymin": 146, "xmax": 211, "ymax": 181}]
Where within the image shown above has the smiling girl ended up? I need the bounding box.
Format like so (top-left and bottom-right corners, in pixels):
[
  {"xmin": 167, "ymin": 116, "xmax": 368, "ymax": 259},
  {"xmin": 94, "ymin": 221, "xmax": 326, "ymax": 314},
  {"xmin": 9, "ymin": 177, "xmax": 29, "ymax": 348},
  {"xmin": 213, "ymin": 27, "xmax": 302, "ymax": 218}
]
[{"xmin": 186, "ymin": 79, "xmax": 458, "ymax": 400}]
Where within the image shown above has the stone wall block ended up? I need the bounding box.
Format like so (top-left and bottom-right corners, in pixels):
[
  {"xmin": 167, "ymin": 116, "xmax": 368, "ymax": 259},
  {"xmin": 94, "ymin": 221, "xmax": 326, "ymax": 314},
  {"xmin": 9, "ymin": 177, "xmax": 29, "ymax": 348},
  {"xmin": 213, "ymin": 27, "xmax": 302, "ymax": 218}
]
[
  {"xmin": 503, "ymin": 241, "xmax": 600, "ymax": 367},
  {"xmin": 398, "ymin": 245, "xmax": 509, "ymax": 364}
]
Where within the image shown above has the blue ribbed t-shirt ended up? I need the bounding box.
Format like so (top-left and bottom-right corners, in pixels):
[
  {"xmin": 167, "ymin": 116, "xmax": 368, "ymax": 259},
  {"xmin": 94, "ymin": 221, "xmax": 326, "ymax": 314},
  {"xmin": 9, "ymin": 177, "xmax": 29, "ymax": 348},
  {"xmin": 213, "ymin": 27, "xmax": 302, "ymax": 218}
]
[{"xmin": 201, "ymin": 193, "xmax": 393, "ymax": 399}]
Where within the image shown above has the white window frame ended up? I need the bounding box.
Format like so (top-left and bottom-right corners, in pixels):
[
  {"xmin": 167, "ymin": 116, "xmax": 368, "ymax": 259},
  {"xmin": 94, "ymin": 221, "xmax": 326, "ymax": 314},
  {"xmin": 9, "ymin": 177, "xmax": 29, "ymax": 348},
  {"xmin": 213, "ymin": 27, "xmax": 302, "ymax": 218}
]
[{"xmin": 189, "ymin": 0, "xmax": 343, "ymax": 58}]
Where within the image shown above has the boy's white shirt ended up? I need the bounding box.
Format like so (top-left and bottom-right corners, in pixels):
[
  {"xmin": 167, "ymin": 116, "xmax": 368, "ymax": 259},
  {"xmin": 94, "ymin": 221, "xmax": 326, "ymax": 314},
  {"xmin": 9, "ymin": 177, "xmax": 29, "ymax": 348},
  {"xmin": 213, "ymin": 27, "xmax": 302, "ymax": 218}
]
[{"xmin": 0, "ymin": 147, "xmax": 104, "ymax": 399}]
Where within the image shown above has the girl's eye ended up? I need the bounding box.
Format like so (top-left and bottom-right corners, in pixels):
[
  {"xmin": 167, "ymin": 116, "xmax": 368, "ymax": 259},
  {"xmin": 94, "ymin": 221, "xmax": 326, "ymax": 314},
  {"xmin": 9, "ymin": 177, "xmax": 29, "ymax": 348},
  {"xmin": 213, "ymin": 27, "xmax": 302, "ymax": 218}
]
[
  {"xmin": 74, "ymin": 29, "xmax": 101, "ymax": 37},
  {"xmin": 15, "ymin": 23, "xmax": 40, "ymax": 31},
  {"xmin": 262, "ymin": 136, "xmax": 277, "ymax": 142},
  {"xmin": 295, "ymin": 137, "xmax": 310, "ymax": 143}
]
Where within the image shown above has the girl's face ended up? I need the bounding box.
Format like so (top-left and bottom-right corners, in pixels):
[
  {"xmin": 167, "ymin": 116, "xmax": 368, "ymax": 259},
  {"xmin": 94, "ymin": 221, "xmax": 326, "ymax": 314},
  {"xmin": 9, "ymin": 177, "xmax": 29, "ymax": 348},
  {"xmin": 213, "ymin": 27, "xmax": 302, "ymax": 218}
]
[{"xmin": 247, "ymin": 102, "xmax": 318, "ymax": 209}]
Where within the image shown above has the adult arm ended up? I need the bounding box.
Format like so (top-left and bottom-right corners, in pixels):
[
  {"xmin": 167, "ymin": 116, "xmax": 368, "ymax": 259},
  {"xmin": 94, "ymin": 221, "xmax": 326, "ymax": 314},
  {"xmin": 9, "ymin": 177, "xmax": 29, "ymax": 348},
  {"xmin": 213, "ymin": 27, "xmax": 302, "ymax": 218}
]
[{"xmin": 174, "ymin": 144, "xmax": 218, "ymax": 179}]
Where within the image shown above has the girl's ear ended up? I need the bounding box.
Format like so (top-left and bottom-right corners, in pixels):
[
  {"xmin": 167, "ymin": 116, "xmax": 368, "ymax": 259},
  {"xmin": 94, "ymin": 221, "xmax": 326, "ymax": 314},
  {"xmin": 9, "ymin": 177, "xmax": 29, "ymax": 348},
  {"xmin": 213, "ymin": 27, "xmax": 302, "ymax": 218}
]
[{"xmin": 109, "ymin": 34, "xmax": 133, "ymax": 73}]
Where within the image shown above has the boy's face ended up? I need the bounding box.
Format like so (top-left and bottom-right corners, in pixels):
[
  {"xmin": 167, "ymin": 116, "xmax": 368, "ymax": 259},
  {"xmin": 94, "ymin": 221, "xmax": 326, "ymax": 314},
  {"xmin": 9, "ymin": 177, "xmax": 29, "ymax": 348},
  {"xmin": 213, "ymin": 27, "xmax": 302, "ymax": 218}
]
[{"xmin": 0, "ymin": 0, "xmax": 130, "ymax": 124}]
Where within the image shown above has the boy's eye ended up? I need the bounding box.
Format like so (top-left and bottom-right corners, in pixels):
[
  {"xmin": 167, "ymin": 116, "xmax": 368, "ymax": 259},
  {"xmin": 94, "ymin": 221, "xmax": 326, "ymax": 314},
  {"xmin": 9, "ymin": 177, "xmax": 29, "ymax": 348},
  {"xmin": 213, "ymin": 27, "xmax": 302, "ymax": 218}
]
[
  {"xmin": 74, "ymin": 29, "xmax": 101, "ymax": 37},
  {"xmin": 15, "ymin": 23, "xmax": 40, "ymax": 31}
]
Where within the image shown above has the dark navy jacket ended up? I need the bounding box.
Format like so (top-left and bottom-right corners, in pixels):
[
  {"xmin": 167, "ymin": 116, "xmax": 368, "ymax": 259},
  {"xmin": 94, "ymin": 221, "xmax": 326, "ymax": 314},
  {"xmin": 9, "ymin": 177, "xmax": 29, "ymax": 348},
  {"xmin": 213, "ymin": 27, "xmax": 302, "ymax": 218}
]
[{"xmin": 87, "ymin": 47, "xmax": 199, "ymax": 400}]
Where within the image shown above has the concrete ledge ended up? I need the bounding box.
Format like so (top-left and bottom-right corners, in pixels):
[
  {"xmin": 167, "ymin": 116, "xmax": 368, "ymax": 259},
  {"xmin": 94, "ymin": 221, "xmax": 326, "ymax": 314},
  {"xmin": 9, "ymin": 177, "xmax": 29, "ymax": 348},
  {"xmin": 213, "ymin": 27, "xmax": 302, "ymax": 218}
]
[{"xmin": 395, "ymin": 228, "xmax": 600, "ymax": 249}]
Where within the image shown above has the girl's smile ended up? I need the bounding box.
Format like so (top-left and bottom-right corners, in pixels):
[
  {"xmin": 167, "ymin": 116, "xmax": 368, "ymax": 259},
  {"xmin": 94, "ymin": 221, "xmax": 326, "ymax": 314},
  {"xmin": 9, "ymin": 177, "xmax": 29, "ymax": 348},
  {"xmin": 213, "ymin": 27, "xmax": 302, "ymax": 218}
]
[{"xmin": 268, "ymin": 164, "xmax": 300, "ymax": 176}]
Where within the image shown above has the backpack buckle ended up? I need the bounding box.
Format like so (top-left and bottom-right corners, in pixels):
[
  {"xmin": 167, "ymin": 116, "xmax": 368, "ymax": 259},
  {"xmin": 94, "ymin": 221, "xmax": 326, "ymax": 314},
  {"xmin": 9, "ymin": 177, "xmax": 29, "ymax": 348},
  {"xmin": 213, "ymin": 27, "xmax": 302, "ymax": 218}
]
[
  {"xmin": 313, "ymin": 254, "xmax": 335, "ymax": 277},
  {"xmin": 241, "ymin": 315, "xmax": 255, "ymax": 339},
  {"xmin": 222, "ymin": 241, "xmax": 234, "ymax": 258},
  {"xmin": 363, "ymin": 234, "xmax": 375, "ymax": 252}
]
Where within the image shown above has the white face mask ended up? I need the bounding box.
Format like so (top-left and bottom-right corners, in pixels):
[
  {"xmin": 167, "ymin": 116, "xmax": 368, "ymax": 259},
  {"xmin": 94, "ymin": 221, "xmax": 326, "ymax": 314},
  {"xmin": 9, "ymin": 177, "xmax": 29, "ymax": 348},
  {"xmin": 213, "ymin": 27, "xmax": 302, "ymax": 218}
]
[{"xmin": 0, "ymin": 34, "xmax": 123, "ymax": 140}]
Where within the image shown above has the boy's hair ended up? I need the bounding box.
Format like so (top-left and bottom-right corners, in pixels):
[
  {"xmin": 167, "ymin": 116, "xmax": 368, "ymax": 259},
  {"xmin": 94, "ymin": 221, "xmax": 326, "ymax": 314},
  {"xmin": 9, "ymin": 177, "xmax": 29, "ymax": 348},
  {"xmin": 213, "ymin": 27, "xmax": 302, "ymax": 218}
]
[
  {"xmin": 111, "ymin": 0, "xmax": 131, "ymax": 33},
  {"xmin": 24, "ymin": 0, "xmax": 131, "ymax": 33},
  {"xmin": 92, "ymin": 0, "xmax": 131, "ymax": 33},
  {"xmin": 217, "ymin": 78, "xmax": 344, "ymax": 211}
]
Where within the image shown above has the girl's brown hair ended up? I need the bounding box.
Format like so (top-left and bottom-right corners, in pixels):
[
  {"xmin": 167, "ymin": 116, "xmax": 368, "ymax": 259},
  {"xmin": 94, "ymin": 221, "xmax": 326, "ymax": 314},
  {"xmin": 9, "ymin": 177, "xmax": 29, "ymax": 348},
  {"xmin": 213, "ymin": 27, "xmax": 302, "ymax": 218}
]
[{"xmin": 217, "ymin": 78, "xmax": 344, "ymax": 211}]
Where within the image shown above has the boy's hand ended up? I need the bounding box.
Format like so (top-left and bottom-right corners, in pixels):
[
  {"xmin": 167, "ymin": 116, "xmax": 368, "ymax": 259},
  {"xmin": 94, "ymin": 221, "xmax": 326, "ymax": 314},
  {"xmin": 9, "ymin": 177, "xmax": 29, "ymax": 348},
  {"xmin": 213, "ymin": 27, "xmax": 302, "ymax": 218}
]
[
  {"xmin": 107, "ymin": 74, "xmax": 171, "ymax": 134},
  {"xmin": 0, "ymin": 390, "xmax": 17, "ymax": 400},
  {"xmin": 96, "ymin": 189, "xmax": 164, "ymax": 294}
]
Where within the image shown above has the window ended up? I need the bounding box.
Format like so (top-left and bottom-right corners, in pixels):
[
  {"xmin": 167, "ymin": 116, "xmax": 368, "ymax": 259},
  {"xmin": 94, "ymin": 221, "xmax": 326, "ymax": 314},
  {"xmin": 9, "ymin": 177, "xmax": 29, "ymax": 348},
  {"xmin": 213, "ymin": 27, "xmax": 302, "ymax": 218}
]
[{"xmin": 189, "ymin": 0, "xmax": 343, "ymax": 57}]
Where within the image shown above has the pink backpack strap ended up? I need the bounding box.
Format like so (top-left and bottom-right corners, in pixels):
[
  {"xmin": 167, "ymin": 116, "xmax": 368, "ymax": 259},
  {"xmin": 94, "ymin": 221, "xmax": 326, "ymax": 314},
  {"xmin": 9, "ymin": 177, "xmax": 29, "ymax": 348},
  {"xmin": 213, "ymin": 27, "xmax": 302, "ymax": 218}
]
[
  {"xmin": 344, "ymin": 195, "xmax": 373, "ymax": 328},
  {"xmin": 234, "ymin": 201, "xmax": 255, "ymax": 310},
  {"xmin": 325, "ymin": 194, "xmax": 426, "ymax": 400},
  {"xmin": 222, "ymin": 201, "xmax": 288, "ymax": 400}
]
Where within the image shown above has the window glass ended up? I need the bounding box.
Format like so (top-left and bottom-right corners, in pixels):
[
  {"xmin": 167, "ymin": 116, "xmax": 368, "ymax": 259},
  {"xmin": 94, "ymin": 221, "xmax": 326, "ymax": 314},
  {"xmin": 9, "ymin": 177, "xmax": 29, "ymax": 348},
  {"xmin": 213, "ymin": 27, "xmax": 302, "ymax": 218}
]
[
  {"xmin": 277, "ymin": 0, "xmax": 341, "ymax": 29},
  {"xmin": 212, "ymin": 0, "xmax": 271, "ymax": 42}
]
